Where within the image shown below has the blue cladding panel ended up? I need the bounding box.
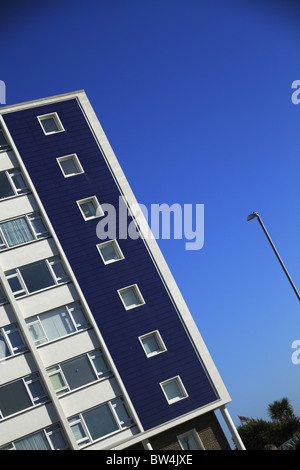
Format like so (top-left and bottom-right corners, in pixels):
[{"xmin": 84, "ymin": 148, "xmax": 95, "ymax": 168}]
[{"xmin": 3, "ymin": 98, "xmax": 218, "ymax": 429}]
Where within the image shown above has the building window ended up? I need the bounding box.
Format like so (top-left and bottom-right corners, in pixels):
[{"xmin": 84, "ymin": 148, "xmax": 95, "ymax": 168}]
[
  {"xmin": 0, "ymin": 129, "xmax": 10, "ymax": 151},
  {"xmin": 0, "ymin": 285, "xmax": 7, "ymax": 305},
  {"xmin": 0, "ymin": 212, "xmax": 48, "ymax": 250},
  {"xmin": 47, "ymin": 350, "xmax": 111, "ymax": 396},
  {"xmin": 118, "ymin": 284, "xmax": 145, "ymax": 310},
  {"xmin": 97, "ymin": 240, "xmax": 124, "ymax": 265},
  {"xmin": 0, "ymin": 424, "xmax": 69, "ymax": 450},
  {"xmin": 0, "ymin": 169, "xmax": 29, "ymax": 200},
  {"xmin": 139, "ymin": 331, "xmax": 166, "ymax": 358},
  {"xmin": 77, "ymin": 196, "xmax": 104, "ymax": 220},
  {"xmin": 26, "ymin": 302, "xmax": 89, "ymax": 346},
  {"xmin": 68, "ymin": 398, "xmax": 133, "ymax": 447},
  {"xmin": 160, "ymin": 376, "xmax": 188, "ymax": 404},
  {"xmin": 5, "ymin": 256, "xmax": 69, "ymax": 298},
  {"xmin": 38, "ymin": 113, "xmax": 64, "ymax": 135},
  {"xmin": 57, "ymin": 154, "xmax": 84, "ymax": 177},
  {"xmin": 177, "ymin": 429, "xmax": 204, "ymax": 450},
  {"xmin": 0, "ymin": 373, "xmax": 48, "ymax": 419},
  {"xmin": 0, "ymin": 324, "xmax": 27, "ymax": 361}
]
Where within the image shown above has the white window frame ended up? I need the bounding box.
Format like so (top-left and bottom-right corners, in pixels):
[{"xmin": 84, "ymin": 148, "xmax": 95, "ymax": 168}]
[
  {"xmin": 139, "ymin": 330, "xmax": 167, "ymax": 358},
  {"xmin": 1, "ymin": 424, "xmax": 69, "ymax": 450},
  {"xmin": 68, "ymin": 398, "xmax": 133, "ymax": 447},
  {"xmin": 5, "ymin": 256, "xmax": 69, "ymax": 299},
  {"xmin": 37, "ymin": 112, "xmax": 65, "ymax": 135},
  {"xmin": 0, "ymin": 211, "xmax": 48, "ymax": 251},
  {"xmin": 96, "ymin": 240, "xmax": 124, "ymax": 265},
  {"xmin": 177, "ymin": 429, "xmax": 205, "ymax": 450},
  {"xmin": 0, "ymin": 129, "xmax": 10, "ymax": 151},
  {"xmin": 117, "ymin": 284, "xmax": 145, "ymax": 310},
  {"xmin": 160, "ymin": 376, "xmax": 188, "ymax": 404},
  {"xmin": 0, "ymin": 324, "xmax": 27, "ymax": 361},
  {"xmin": 0, "ymin": 168, "xmax": 29, "ymax": 201},
  {"xmin": 47, "ymin": 349, "xmax": 111, "ymax": 396},
  {"xmin": 76, "ymin": 196, "xmax": 104, "ymax": 220},
  {"xmin": 57, "ymin": 153, "xmax": 84, "ymax": 178},
  {"xmin": 0, "ymin": 373, "xmax": 48, "ymax": 420},
  {"xmin": 26, "ymin": 302, "xmax": 89, "ymax": 346}
]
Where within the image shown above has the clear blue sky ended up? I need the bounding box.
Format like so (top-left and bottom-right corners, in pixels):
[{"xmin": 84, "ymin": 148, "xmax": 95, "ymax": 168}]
[{"xmin": 2, "ymin": 0, "xmax": 300, "ymax": 445}]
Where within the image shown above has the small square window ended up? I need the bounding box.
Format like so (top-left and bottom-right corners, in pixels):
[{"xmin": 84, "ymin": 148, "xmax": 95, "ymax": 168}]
[
  {"xmin": 38, "ymin": 113, "xmax": 64, "ymax": 135},
  {"xmin": 97, "ymin": 240, "xmax": 124, "ymax": 264},
  {"xmin": 118, "ymin": 284, "xmax": 145, "ymax": 310},
  {"xmin": 57, "ymin": 154, "xmax": 84, "ymax": 177},
  {"xmin": 177, "ymin": 429, "xmax": 204, "ymax": 450},
  {"xmin": 139, "ymin": 331, "xmax": 166, "ymax": 357},
  {"xmin": 77, "ymin": 197, "xmax": 104, "ymax": 220},
  {"xmin": 160, "ymin": 376, "xmax": 188, "ymax": 404}
]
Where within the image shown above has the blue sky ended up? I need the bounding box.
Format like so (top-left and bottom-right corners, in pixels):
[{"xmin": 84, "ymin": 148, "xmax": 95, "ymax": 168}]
[{"xmin": 2, "ymin": 0, "xmax": 300, "ymax": 445}]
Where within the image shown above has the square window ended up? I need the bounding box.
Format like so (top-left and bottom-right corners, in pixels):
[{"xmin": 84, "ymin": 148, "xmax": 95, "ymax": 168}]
[
  {"xmin": 38, "ymin": 113, "xmax": 64, "ymax": 135},
  {"xmin": 118, "ymin": 285, "xmax": 145, "ymax": 310},
  {"xmin": 57, "ymin": 154, "xmax": 84, "ymax": 177},
  {"xmin": 77, "ymin": 197, "xmax": 104, "ymax": 220},
  {"xmin": 160, "ymin": 376, "xmax": 188, "ymax": 404},
  {"xmin": 97, "ymin": 240, "xmax": 124, "ymax": 264},
  {"xmin": 177, "ymin": 430, "xmax": 204, "ymax": 450},
  {"xmin": 139, "ymin": 331, "xmax": 166, "ymax": 357}
]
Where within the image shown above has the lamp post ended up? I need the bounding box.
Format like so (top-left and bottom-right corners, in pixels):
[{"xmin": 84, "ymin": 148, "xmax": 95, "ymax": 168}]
[{"xmin": 247, "ymin": 212, "xmax": 300, "ymax": 302}]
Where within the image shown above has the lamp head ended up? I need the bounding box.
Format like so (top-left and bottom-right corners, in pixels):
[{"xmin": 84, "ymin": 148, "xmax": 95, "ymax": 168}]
[{"xmin": 247, "ymin": 212, "xmax": 259, "ymax": 222}]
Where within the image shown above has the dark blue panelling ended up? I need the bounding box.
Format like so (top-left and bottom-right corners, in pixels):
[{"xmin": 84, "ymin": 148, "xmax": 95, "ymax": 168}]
[{"xmin": 3, "ymin": 98, "xmax": 218, "ymax": 429}]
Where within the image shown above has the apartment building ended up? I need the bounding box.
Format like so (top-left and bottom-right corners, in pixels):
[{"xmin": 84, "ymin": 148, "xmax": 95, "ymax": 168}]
[{"xmin": 0, "ymin": 91, "xmax": 244, "ymax": 450}]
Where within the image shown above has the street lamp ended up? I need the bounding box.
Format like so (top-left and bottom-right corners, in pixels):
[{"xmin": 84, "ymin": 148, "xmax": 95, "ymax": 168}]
[{"xmin": 247, "ymin": 212, "xmax": 300, "ymax": 302}]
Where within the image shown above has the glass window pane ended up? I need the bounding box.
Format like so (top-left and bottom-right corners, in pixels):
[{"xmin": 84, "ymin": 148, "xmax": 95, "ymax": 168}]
[
  {"xmin": 49, "ymin": 430, "xmax": 68, "ymax": 450},
  {"xmin": 59, "ymin": 157, "xmax": 80, "ymax": 176},
  {"xmin": 0, "ymin": 217, "xmax": 34, "ymax": 247},
  {"xmin": 99, "ymin": 243, "xmax": 119, "ymax": 262},
  {"xmin": 29, "ymin": 215, "xmax": 48, "ymax": 238},
  {"xmin": 61, "ymin": 356, "xmax": 96, "ymax": 390},
  {"xmin": 10, "ymin": 172, "xmax": 27, "ymax": 193},
  {"xmin": 20, "ymin": 261, "xmax": 54, "ymax": 293},
  {"xmin": 80, "ymin": 201, "xmax": 96, "ymax": 218},
  {"xmin": 41, "ymin": 117, "xmax": 59, "ymax": 133},
  {"xmin": 27, "ymin": 322, "xmax": 46, "ymax": 344},
  {"xmin": 50, "ymin": 260, "xmax": 68, "ymax": 283},
  {"xmin": 7, "ymin": 330, "xmax": 25, "ymax": 352},
  {"xmin": 49, "ymin": 372, "xmax": 66, "ymax": 392},
  {"xmin": 83, "ymin": 404, "xmax": 118, "ymax": 440},
  {"xmin": 0, "ymin": 332, "xmax": 10, "ymax": 359},
  {"xmin": 0, "ymin": 286, "xmax": 6, "ymax": 304},
  {"xmin": 142, "ymin": 335, "xmax": 160, "ymax": 355},
  {"xmin": 70, "ymin": 422, "xmax": 87, "ymax": 442},
  {"xmin": 163, "ymin": 380, "xmax": 183, "ymax": 402},
  {"xmin": 0, "ymin": 131, "xmax": 9, "ymax": 149},
  {"xmin": 41, "ymin": 308, "xmax": 75, "ymax": 341},
  {"xmin": 70, "ymin": 304, "xmax": 88, "ymax": 329},
  {"xmin": 15, "ymin": 431, "xmax": 50, "ymax": 450},
  {"xmin": 90, "ymin": 352, "xmax": 110, "ymax": 377},
  {"xmin": 0, "ymin": 380, "xmax": 32, "ymax": 417},
  {"xmin": 120, "ymin": 288, "xmax": 141, "ymax": 308},
  {"xmin": 27, "ymin": 379, "xmax": 46, "ymax": 401},
  {"xmin": 7, "ymin": 275, "xmax": 23, "ymax": 294},
  {"xmin": 0, "ymin": 173, "xmax": 14, "ymax": 199}
]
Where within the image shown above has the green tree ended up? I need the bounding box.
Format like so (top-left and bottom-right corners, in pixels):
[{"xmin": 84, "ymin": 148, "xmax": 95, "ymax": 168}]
[
  {"xmin": 267, "ymin": 397, "xmax": 295, "ymax": 422},
  {"xmin": 236, "ymin": 398, "xmax": 300, "ymax": 450}
]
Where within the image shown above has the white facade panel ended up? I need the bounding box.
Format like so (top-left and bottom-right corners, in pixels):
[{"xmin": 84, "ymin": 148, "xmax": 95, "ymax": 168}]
[
  {"xmin": 0, "ymin": 304, "xmax": 16, "ymax": 327},
  {"xmin": 37, "ymin": 329, "xmax": 100, "ymax": 367},
  {"xmin": 16, "ymin": 283, "xmax": 79, "ymax": 318},
  {"xmin": 0, "ymin": 352, "xmax": 36, "ymax": 385},
  {"xmin": 0, "ymin": 194, "xmax": 38, "ymax": 222},
  {"xmin": 58, "ymin": 377, "xmax": 121, "ymax": 417},
  {"xmin": 0, "ymin": 403, "xmax": 58, "ymax": 446},
  {"xmin": 0, "ymin": 238, "xmax": 58, "ymax": 271},
  {"xmin": 0, "ymin": 150, "xmax": 17, "ymax": 172}
]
